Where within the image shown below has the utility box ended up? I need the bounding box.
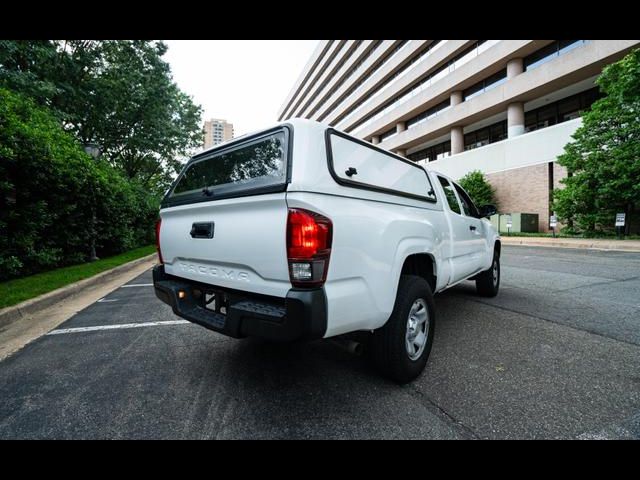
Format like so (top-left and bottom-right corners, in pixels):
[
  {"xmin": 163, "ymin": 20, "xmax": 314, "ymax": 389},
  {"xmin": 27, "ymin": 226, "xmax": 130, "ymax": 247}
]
[{"xmin": 490, "ymin": 213, "xmax": 539, "ymax": 233}]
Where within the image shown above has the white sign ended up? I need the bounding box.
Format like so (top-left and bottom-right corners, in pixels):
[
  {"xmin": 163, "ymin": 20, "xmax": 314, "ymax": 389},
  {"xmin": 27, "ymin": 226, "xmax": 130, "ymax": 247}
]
[
  {"xmin": 550, "ymin": 215, "xmax": 557, "ymax": 228},
  {"xmin": 506, "ymin": 215, "xmax": 512, "ymax": 229},
  {"xmin": 615, "ymin": 213, "xmax": 626, "ymax": 227}
]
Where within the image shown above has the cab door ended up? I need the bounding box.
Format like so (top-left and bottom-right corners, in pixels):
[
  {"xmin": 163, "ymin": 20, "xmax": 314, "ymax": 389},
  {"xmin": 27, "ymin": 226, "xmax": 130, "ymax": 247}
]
[
  {"xmin": 453, "ymin": 181, "xmax": 488, "ymax": 274},
  {"xmin": 436, "ymin": 175, "xmax": 485, "ymax": 283}
]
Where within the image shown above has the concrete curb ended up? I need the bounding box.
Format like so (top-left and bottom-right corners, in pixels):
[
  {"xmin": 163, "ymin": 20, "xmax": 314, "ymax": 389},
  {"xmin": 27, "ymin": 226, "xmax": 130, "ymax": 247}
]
[
  {"xmin": 0, "ymin": 254, "xmax": 156, "ymax": 329},
  {"xmin": 501, "ymin": 238, "xmax": 640, "ymax": 252}
]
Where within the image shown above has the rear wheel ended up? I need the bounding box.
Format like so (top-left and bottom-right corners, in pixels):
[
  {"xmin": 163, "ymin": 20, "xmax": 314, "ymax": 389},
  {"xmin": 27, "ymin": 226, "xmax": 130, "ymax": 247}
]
[
  {"xmin": 476, "ymin": 251, "xmax": 500, "ymax": 297},
  {"xmin": 370, "ymin": 275, "xmax": 436, "ymax": 384}
]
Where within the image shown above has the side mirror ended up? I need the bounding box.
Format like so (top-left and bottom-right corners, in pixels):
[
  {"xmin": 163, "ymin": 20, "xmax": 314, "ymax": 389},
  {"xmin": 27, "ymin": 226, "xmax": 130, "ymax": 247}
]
[{"xmin": 479, "ymin": 204, "xmax": 497, "ymax": 218}]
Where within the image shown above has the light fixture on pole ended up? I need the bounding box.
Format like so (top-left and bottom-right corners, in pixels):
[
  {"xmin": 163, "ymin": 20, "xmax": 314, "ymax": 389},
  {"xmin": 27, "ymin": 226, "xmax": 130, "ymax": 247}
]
[{"xmin": 83, "ymin": 142, "xmax": 101, "ymax": 262}]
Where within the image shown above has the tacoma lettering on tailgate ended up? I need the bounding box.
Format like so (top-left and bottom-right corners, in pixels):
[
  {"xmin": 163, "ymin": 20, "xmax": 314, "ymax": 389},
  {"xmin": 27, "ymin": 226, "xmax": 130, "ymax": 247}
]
[{"xmin": 179, "ymin": 262, "xmax": 250, "ymax": 282}]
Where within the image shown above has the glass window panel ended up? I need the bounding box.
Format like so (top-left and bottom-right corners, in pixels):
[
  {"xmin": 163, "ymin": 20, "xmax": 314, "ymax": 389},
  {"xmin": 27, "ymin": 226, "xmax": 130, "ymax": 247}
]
[
  {"xmin": 464, "ymin": 131, "xmax": 476, "ymax": 149},
  {"xmin": 330, "ymin": 133, "xmax": 436, "ymax": 200},
  {"xmin": 438, "ymin": 176, "xmax": 461, "ymax": 214},
  {"xmin": 524, "ymin": 42, "xmax": 559, "ymax": 70},
  {"xmin": 171, "ymin": 131, "xmax": 286, "ymax": 198},
  {"xmin": 558, "ymin": 40, "xmax": 583, "ymax": 55},
  {"xmin": 558, "ymin": 96, "xmax": 581, "ymax": 121},
  {"xmin": 476, "ymin": 128, "xmax": 490, "ymax": 145},
  {"xmin": 454, "ymin": 183, "xmax": 480, "ymax": 218},
  {"xmin": 536, "ymin": 105, "xmax": 557, "ymax": 129},
  {"xmin": 464, "ymin": 82, "xmax": 483, "ymax": 101},
  {"xmin": 454, "ymin": 184, "xmax": 472, "ymax": 216}
]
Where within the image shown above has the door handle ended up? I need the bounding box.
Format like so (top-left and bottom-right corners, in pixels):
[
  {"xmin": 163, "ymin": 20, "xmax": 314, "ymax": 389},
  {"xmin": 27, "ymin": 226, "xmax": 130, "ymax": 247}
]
[
  {"xmin": 190, "ymin": 222, "xmax": 215, "ymax": 239},
  {"xmin": 469, "ymin": 225, "xmax": 477, "ymax": 231}
]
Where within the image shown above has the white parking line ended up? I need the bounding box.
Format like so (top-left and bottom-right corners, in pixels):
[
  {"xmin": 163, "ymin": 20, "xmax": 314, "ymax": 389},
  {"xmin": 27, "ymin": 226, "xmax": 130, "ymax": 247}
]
[
  {"xmin": 120, "ymin": 283, "xmax": 154, "ymax": 288},
  {"xmin": 47, "ymin": 320, "xmax": 190, "ymax": 335},
  {"xmin": 97, "ymin": 298, "xmax": 118, "ymax": 303}
]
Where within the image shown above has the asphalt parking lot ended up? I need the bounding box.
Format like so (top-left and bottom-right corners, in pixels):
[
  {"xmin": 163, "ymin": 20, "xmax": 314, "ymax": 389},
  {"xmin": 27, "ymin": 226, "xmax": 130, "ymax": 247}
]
[{"xmin": 1, "ymin": 245, "xmax": 639, "ymax": 439}]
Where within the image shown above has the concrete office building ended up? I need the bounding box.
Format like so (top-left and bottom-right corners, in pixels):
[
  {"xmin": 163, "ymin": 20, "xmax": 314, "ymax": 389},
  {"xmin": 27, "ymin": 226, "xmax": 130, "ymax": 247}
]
[
  {"xmin": 278, "ymin": 40, "xmax": 639, "ymax": 231},
  {"xmin": 203, "ymin": 118, "xmax": 234, "ymax": 149}
]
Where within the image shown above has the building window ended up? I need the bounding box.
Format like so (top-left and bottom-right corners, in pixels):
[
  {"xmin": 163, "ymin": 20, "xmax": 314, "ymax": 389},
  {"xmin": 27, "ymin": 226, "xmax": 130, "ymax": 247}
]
[
  {"xmin": 319, "ymin": 40, "xmax": 410, "ymax": 121},
  {"xmin": 406, "ymin": 99, "xmax": 451, "ymax": 129},
  {"xmin": 524, "ymin": 87, "xmax": 602, "ymax": 133},
  {"xmin": 347, "ymin": 41, "xmax": 499, "ymax": 135},
  {"xmin": 408, "ymin": 140, "xmax": 451, "ymax": 163},
  {"xmin": 463, "ymin": 68, "xmax": 507, "ymax": 101},
  {"xmin": 524, "ymin": 40, "xmax": 587, "ymax": 71},
  {"xmin": 464, "ymin": 120, "xmax": 507, "ymax": 151},
  {"xmin": 379, "ymin": 126, "xmax": 397, "ymax": 141},
  {"xmin": 337, "ymin": 40, "xmax": 446, "ymax": 129}
]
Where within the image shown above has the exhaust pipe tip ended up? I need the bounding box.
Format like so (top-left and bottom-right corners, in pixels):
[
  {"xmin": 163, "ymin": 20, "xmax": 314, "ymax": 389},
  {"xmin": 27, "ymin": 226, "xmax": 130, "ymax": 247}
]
[
  {"xmin": 348, "ymin": 341, "xmax": 363, "ymax": 356},
  {"xmin": 329, "ymin": 338, "xmax": 363, "ymax": 356}
]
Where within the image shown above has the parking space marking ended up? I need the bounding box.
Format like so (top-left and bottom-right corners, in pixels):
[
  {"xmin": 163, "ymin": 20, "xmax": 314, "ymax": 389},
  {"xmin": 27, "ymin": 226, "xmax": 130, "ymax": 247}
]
[
  {"xmin": 47, "ymin": 320, "xmax": 190, "ymax": 335},
  {"xmin": 120, "ymin": 283, "xmax": 154, "ymax": 288},
  {"xmin": 97, "ymin": 298, "xmax": 118, "ymax": 303}
]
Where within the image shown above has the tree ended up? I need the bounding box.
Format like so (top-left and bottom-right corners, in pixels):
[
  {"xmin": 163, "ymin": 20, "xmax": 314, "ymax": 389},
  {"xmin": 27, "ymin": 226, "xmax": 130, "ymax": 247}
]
[
  {"xmin": 554, "ymin": 48, "xmax": 640, "ymax": 235},
  {"xmin": 458, "ymin": 170, "xmax": 498, "ymax": 208},
  {"xmin": 0, "ymin": 88, "xmax": 159, "ymax": 280},
  {"xmin": 0, "ymin": 40, "xmax": 203, "ymax": 195},
  {"xmin": 0, "ymin": 87, "xmax": 96, "ymax": 278}
]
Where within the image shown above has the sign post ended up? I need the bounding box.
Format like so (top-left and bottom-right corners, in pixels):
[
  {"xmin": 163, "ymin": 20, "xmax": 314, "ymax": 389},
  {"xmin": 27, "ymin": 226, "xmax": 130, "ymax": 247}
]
[
  {"xmin": 615, "ymin": 213, "xmax": 626, "ymax": 239},
  {"xmin": 550, "ymin": 215, "xmax": 557, "ymax": 238},
  {"xmin": 506, "ymin": 214, "xmax": 512, "ymax": 236}
]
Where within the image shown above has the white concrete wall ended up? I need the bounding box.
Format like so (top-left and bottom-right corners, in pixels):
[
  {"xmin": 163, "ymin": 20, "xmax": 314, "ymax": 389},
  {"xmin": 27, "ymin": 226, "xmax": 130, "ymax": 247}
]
[{"xmin": 427, "ymin": 117, "xmax": 582, "ymax": 180}]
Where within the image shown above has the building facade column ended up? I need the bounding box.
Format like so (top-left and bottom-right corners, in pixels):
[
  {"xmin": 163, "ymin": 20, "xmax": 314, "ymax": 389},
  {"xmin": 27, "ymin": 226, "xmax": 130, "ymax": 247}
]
[
  {"xmin": 395, "ymin": 149, "xmax": 406, "ymax": 157},
  {"xmin": 450, "ymin": 90, "xmax": 463, "ymax": 106},
  {"xmin": 396, "ymin": 121, "xmax": 406, "ymax": 133},
  {"xmin": 506, "ymin": 57, "xmax": 524, "ymax": 79},
  {"xmin": 506, "ymin": 58, "xmax": 525, "ymax": 138},
  {"xmin": 371, "ymin": 135, "xmax": 380, "ymax": 145},
  {"xmin": 507, "ymin": 102, "xmax": 525, "ymax": 138},
  {"xmin": 451, "ymin": 126, "xmax": 464, "ymax": 155}
]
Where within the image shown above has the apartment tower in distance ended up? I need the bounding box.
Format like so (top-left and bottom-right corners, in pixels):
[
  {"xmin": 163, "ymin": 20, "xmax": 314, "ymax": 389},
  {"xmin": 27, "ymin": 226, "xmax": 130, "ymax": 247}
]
[
  {"xmin": 203, "ymin": 118, "xmax": 234, "ymax": 149},
  {"xmin": 278, "ymin": 40, "xmax": 639, "ymax": 231}
]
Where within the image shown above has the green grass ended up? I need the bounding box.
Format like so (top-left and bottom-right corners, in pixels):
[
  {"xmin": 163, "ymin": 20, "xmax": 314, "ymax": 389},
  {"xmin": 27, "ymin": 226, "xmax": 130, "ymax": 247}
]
[
  {"xmin": 0, "ymin": 245, "xmax": 156, "ymax": 309},
  {"xmin": 500, "ymin": 231, "xmax": 640, "ymax": 240}
]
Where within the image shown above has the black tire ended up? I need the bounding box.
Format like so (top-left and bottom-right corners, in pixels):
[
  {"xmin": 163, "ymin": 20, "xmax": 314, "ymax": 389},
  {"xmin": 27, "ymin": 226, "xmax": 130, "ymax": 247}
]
[
  {"xmin": 370, "ymin": 275, "xmax": 436, "ymax": 384},
  {"xmin": 476, "ymin": 251, "xmax": 500, "ymax": 297}
]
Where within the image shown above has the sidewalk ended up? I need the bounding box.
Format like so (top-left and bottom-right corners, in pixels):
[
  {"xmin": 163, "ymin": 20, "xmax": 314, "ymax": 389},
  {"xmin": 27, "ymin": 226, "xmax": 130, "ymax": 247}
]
[
  {"xmin": 501, "ymin": 236, "xmax": 640, "ymax": 252},
  {"xmin": 0, "ymin": 255, "xmax": 157, "ymax": 360}
]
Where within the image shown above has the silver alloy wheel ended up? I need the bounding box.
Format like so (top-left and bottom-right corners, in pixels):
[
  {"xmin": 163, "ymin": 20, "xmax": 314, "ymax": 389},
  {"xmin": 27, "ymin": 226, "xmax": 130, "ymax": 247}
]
[
  {"xmin": 492, "ymin": 259, "xmax": 499, "ymax": 287},
  {"xmin": 405, "ymin": 298, "xmax": 429, "ymax": 361}
]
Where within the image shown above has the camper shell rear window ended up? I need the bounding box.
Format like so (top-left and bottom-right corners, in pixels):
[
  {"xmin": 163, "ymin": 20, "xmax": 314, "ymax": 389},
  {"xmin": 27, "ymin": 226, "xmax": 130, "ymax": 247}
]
[{"xmin": 162, "ymin": 126, "xmax": 291, "ymax": 208}]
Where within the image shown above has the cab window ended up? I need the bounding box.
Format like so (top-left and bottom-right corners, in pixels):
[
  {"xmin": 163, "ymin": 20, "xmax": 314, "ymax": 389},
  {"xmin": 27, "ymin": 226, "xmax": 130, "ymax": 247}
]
[
  {"xmin": 438, "ymin": 176, "xmax": 461, "ymax": 214},
  {"xmin": 453, "ymin": 183, "xmax": 480, "ymax": 217}
]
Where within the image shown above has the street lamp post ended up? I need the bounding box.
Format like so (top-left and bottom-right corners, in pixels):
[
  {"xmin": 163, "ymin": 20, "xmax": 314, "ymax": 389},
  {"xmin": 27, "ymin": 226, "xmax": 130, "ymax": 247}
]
[{"xmin": 83, "ymin": 142, "xmax": 101, "ymax": 262}]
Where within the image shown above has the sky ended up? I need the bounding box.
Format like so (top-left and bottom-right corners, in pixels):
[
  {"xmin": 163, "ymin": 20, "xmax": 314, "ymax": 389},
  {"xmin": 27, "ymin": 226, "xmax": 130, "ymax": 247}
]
[{"xmin": 163, "ymin": 40, "xmax": 319, "ymax": 137}]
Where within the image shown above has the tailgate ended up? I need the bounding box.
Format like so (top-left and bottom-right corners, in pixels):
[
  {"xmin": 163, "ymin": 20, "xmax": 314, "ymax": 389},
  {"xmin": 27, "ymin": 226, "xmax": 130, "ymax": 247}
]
[
  {"xmin": 159, "ymin": 126, "xmax": 292, "ymax": 298},
  {"xmin": 160, "ymin": 193, "xmax": 290, "ymax": 297}
]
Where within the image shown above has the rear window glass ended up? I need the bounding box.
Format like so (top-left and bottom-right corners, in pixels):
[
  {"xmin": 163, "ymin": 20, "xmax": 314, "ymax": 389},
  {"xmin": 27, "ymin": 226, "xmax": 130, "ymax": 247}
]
[{"xmin": 170, "ymin": 131, "xmax": 287, "ymax": 199}]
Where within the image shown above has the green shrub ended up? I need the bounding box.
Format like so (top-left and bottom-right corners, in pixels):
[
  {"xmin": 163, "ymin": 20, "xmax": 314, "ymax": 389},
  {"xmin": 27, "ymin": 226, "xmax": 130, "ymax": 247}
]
[
  {"xmin": 458, "ymin": 170, "xmax": 498, "ymax": 209},
  {"xmin": 0, "ymin": 88, "xmax": 158, "ymax": 281}
]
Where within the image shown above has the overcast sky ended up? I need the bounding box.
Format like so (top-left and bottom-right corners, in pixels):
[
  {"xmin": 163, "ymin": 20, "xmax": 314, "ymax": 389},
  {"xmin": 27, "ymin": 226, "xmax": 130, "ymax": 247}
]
[{"xmin": 163, "ymin": 40, "xmax": 319, "ymax": 137}]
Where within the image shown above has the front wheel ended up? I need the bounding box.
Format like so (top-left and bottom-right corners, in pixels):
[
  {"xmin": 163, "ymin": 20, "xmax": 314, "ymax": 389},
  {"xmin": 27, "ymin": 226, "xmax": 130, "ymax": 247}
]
[
  {"xmin": 370, "ymin": 275, "xmax": 436, "ymax": 384},
  {"xmin": 476, "ymin": 252, "xmax": 500, "ymax": 297}
]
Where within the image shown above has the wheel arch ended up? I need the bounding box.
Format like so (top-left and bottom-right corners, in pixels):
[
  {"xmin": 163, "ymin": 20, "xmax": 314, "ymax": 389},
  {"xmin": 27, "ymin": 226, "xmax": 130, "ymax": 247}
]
[{"xmin": 400, "ymin": 253, "xmax": 437, "ymax": 293}]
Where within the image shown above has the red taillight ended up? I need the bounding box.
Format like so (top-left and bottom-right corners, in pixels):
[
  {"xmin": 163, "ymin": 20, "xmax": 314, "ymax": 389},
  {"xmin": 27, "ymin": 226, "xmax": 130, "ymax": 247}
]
[
  {"xmin": 287, "ymin": 208, "xmax": 332, "ymax": 288},
  {"xmin": 155, "ymin": 218, "xmax": 163, "ymax": 264}
]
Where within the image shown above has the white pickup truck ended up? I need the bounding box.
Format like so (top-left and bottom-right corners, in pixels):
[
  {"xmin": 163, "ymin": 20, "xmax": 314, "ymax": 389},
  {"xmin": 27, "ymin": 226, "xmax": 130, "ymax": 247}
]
[{"xmin": 153, "ymin": 119, "xmax": 500, "ymax": 383}]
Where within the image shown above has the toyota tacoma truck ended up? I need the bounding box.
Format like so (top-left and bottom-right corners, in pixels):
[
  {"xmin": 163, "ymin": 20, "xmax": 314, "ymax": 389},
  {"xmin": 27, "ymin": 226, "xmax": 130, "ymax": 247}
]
[{"xmin": 153, "ymin": 119, "xmax": 500, "ymax": 383}]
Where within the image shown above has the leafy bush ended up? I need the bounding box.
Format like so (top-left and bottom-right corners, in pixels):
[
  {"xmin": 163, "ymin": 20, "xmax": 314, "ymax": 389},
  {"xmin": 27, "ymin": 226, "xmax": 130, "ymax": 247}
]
[
  {"xmin": 0, "ymin": 88, "xmax": 158, "ymax": 281},
  {"xmin": 458, "ymin": 170, "xmax": 498, "ymax": 209}
]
